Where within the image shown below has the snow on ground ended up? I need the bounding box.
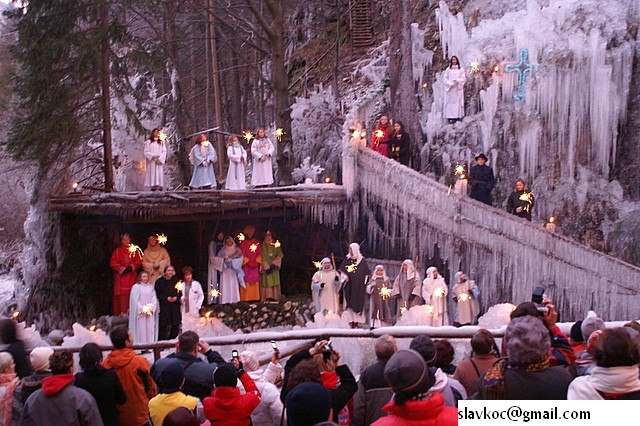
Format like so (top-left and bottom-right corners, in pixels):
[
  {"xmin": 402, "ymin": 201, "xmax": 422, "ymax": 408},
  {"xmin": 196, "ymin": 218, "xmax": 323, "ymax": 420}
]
[{"xmin": 0, "ymin": 273, "xmax": 16, "ymax": 307}]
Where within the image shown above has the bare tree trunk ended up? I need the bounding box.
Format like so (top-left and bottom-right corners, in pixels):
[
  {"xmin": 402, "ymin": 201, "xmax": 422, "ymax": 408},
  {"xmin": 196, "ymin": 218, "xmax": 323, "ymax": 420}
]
[
  {"xmin": 207, "ymin": 0, "xmax": 226, "ymax": 178},
  {"xmin": 389, "ymin": 0, "xmax": 423, "ymax": 169},
  {"xmin": 100, "ymin": 0, "xmax": 114, "ymax": 192}
]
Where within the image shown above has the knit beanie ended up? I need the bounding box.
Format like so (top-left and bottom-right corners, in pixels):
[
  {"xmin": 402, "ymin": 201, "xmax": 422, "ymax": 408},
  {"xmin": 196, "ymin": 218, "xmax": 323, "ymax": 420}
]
[
  {"xmin": 239, "ymin": 351, "xmax": 260, "ymax": 372},
  {"xmin": 409, "ymin": 335, "xmax": 437, "ymax": 364},
  {"xmin": 214, "ymin": 363, "xmax": 238, "ymax": 388},
  {"xmin": 384, "ymin": 349, "xmax": 435, "ymax": 398},
  {"xmin": 30, "ymin": 347, "xmax": 54, "ymax": 372},
  {"xmin": 581, "ymin": 311, "xmax": 605, "ymax": 341},
  {"xmin": 286, "ymin": 382, "xmax": 332, "ymax": 426}
]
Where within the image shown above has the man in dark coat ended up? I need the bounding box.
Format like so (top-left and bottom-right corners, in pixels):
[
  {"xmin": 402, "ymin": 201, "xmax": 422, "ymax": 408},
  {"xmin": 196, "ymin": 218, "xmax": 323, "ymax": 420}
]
[
  {"xmin": 469, "ymin": 153, "xmax": 495, "ymax": 206},
  {"xmin": 155, "ymin": 264, "xmax": 181, "ymax": 340},
  {"xmin": 506, "ymin": 179, "xmax": 535, "ymax": 221}
]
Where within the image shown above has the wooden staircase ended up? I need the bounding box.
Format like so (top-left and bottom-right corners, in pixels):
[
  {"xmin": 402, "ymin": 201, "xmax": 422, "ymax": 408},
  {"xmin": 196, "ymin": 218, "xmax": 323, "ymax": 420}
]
[{"xmin": 349, "ymin": 0, "xmax": 373, "ymax": 48}]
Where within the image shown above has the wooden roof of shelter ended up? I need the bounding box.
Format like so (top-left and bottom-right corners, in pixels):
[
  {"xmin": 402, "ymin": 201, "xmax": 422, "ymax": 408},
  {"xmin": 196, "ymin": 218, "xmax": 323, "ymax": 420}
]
[{"xmin": 50, "ymin": 184, "xmax": 347, "ymax": 222}]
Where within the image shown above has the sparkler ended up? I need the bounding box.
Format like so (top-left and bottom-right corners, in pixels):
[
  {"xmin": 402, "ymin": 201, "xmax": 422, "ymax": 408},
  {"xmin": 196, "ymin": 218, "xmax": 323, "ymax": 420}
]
[
  {"xmin": 345, "ymin": 264, "xmax": 357, "ymax": 273},
  {"xmin": 518, "ymin": 191, "xmax": 535, "ymax": 213},
  {"xmin": 351, "ymin": 129, "xmax": 362, "ymax": 139},
  {"xmin": 458, "ymin": 293, "xmax": 470, "ymax": 302},
  {"xmin": 379, "ymin": 286, "xmax": 392, "ymax": 300},
  {"xmin": 454, "ymin": 163, "xmax": 466, "ymax": 180},
  {"xmin": 159, "ymin": 131, "xmax": 166, "ymax": 142},
  {"xmin": 175, "ymin": 280, "xmax": 184, "ymax": 292},
  {"xmin": 237, "ymin": 233, "xmax": 245, "ymax": 242},
  {"xmin": 242, "ymin": 131, "xmax": 254, "ymax": 143},
  {"xmin": 274, "ymin": 128, "xmax": 285, "ymax": 142},
  {"xmin": 470, "ymin": 59, "xmax": 480, "ymax": 73},
  {"xmin": 141, "ymin": 303, "xmax": 153, "ymax": 316},
  {"xmin": 249, "ymin": 243, "xmax": 258, "ymax": 253},
  {"xmin": 374, "ymin": 129, "xmax": 384, "ymax": 140},
  {"xmin": 433, "ymin": 287, "xmax": 445, "ymax": 298},
  {"xmin": 11, "ymin": 310, "xmax": 19, "ymax": 319},
  {"xmin": 209, "ymin": 289, "xmax": 221, "ymax": 299},
  {"xmin": 313, "ymin": 261, "xmax": 323, "ymax": 269},
  {"xmin": 273, "ymin": 240, "xmax": 281, "ymax": 248},
  {"xmin": 128, "ymin": 244, "xmax": 143, "ymax": 258},
  {"xmin": 156, "ymin": 233, "xmax": 168, "ymax": 245}
]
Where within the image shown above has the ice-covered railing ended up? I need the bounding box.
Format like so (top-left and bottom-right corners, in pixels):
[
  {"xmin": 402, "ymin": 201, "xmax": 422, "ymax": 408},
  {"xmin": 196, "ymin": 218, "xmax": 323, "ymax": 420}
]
[{"xmin": 350, "ymin": 148, "xmax": 640, "ymax": 321}]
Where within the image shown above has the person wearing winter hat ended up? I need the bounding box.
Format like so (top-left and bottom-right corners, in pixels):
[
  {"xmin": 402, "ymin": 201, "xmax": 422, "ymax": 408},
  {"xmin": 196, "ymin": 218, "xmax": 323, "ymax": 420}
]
[
  {"xmin": 469, "ymin": 153, "xmax": 495, "ymax": 205},
  {"xmin": 581, "ymin": 311, "xmax": 606, "ymax": 342},
  {"xmin": 286, "ymin": 382, "xmax": 334, "ymax": 426},
  {"xmin": 0, "ymin": 352, "xmax": 19, "ymax": 426},
  {"xmin": 203, "ymin": 362, "xmax": 261, "ymax": 425},
  {"xmin": 149, "ymin": 360, "xmax": 204, "ymax": 426},
  {"xmin": 13, "ymin": 347, "xmax": 54, "ymax": 406},
  {"xmin": 21, "ymin": 350, "xmax": 103, "ymax": 426},
  {"xmin": 371, "ymin": 349, "xmax": 457, "ymax": 426},
  {"xmin": 240, "ymin": 350, "xmax": 284, "ymax": 426},
  {"xmin": 410, "ymin": 335, "xmax": 466, "ymax": 406}
]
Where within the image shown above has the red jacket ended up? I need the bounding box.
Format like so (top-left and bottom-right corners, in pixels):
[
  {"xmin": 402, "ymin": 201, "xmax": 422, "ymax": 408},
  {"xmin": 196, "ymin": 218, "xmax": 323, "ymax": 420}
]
[
  {"xmin": 203, "ymin": 372, "xmax": 261, "ymax": 425},
  {"xmin": 371, "ymin": 393, "xmax": 458, "ymax": 426}
]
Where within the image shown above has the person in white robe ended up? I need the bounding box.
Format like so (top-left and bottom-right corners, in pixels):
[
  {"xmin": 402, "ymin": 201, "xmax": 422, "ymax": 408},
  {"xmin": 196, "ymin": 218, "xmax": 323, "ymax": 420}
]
[
  {"xmin": 451, "ymin": 271, "xmax": 479, "ymax": 326},
  {"xmin": 391, "ymin": 259, "xmax": 422, "ymax": 320},
  {"xmin": 207, "ymin": 232, "xmax": 225, "ymax": 304},
  {"xmin": 366, "ymin": 265, "xmax": 393, "ymax": 328},
  {"xmin": 443, "ymin": 56, "xmax": 466, "ymax": 123},
  {"xmin": 225, "ymin": 134, "xmax": 247, "ymax": 190},
  {"xmin": 250, "ymin": 128, "xmax": 275, "ymax": 187},
  {"xmin": 128, "ymin": 271, "xmax": 159, "ymax": 345},
  {"xmin": 311, "ymin": 257, "xmax": 340, "ymax": 314},
  {"xmin": 189, "ymin": 134, "xmax": 217, "ymax": 189},
  {"xmin": 144, "ymin": 128, "xmax": 167, "ymax": 190},
  {"xmin": 422, "ymin": 266, "xmax": 449, "ymax": 326},
  {"xmin": 180, "ymin": 266, "xmax": 205, "ymax": 332},
  {"xmin": 214, "ymin": 236, "xmax": 245, "ymax": 304}
]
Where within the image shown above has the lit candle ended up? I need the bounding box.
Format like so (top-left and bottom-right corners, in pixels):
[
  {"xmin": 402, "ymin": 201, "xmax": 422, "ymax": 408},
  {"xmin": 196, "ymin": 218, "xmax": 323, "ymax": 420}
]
[{"xmin": 546, "ymin": 216, "xmax": 557, "ymax": 233}]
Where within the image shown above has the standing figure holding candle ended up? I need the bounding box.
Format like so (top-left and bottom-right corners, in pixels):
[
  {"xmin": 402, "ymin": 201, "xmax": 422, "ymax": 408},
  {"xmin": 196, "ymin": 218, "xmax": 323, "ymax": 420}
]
[
  {"xmin": 391, "ymin": 259, "xmax": 422, "ymax": 320},
  {"xmin": 506, "ymin": 179, "xmax": 535, "ymax": 221},
  {"xmin": 180, "ymin": 266, "xmax": 204, "ymax": 332},
  {"xmin": 155, "ymin": 265, "xmax": 181, "ymax": 340},
  {"xmin": 366, "ymin": 265, "xmax": 393, "ymax": 329},
  {"xmin": 142, "ymin": 234, "xmax": 171, "ymax": 285},
  {"xmin": 338, "ymin": 243, "xmax": 371, "ymax": 329},
  {"xmin": 250, "ymin": 128, "xmax": 275, "ymax": 187},
  {"xmin": 110, "ymin": 233, "xmax": 142, "ymax": 316},
  {"xmin": 214, "ymin": 236, "xmax": 244, "ymax": 304},
  {"xmin": 144, "ymin": 128, "xmax": 167, "ymax": 191},
  {"xmin": 444, "ymin": 56, "xmax": 466, "ymax": 124},
  {"xmin": 311, "ymin": 257, "xmax": 340, "ymax": 314},
  {"xmin": 260, "ymin": 230, "xmax": 283, "ymax": 301},
  {"xmin": 225, "ymin": 134, "xmax": 247, "ymax": 190},
  {"xmin": 239, "ymin": 225, "xmax": 262, "ymax": 302},
  {"xmin": 189, "ymin": 134, "xmax": 217, "ymax": 189},
  {"xmin": 451, "ymin": 271, "xmax": 479, "ymax": 327},
  {"xmin": 128, "ymin": 271, "xmax": 158, "ymax": 345},
  {"xmin": 370, "ymin": 115, "xmax": 393, "ymax": 157},
  {"xmin": 421, "ymin": 267, "xmax": 449, "ymax": 326},
  {"xmin": 389, "ymin": 120, "xmax": 411, "ymax": 166},
  {"xmin": 468, "ymin": 153, "xmax": 495, "ymax": 206}
]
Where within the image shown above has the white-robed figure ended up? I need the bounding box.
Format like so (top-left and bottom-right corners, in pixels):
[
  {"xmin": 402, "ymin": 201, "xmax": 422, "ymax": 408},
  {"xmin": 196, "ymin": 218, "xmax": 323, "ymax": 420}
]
[
  {"xmin": 189, "ymin": 134, "xmax": 217, "ymax": 189},
  {"xmin": 311, "ymin": 257, "xmax": 340, "ymax": 314},
  {"xmin": 180, "ymin": 266, "xmax": 205, "ymax": 332},
  {"xmin": 250, "ymin": 128, "xmax": 275, "ymax": 187},
  {"xmin": 366, "ymin": 265, "xmax": 393, "ymax": 328},
  {"xmin": 213, "ymin": 236, "xmax": 245, "ymax": 304},
  {"xmin": 422, "ymin": 266, "xmax": 449, "ymax": 326},
  {"xmin": 225, "ymin": 134, "xmax": 247, "ymax": 190},
  {"xmin": 443, "ymin": 56, "xmax": 466, "ymax": 122},
  {"xmin": 207, "ymin": 232, "xmax": 225, "ymax": 304},
  {"xmin": 128, "ymin": 271, "xmax": 159, "ymax": 344},
  {"xmin": 451, "ymin": 271, "xmax": 479, "ymax": 326},
  {"xmin": 144, "ymin": 128, "xmax": 167, "ymax": 190},
  {"xmin": 391, "ymin": 259, "xmax": 422, "ymax": 318}
]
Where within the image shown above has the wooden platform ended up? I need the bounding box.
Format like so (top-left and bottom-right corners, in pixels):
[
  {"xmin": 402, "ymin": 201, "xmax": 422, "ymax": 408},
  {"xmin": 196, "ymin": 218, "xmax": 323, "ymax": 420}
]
[{"xmin": 50, "ymin": 184, "xmax": 347, "ymax": 221}]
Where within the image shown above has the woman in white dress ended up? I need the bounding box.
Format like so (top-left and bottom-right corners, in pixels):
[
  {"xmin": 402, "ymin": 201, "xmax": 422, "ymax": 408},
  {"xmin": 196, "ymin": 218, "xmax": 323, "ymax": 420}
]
[
  {"xmin": 311, "ymin": 257, "xmax": 340, "ymax": 314},
  {"xmin": 144, "ymin": 128, "xmax": 167, "ymax": 190},
  {"xmin": 250, "ymin": 128, "xmax": 275, "ymax": 187},
  {"xmin": 225, "ymin": 134, "xmax": 247, "ymax": 190},
  {"xmin": 422, "ymin": 266, "xmax": 449, "ymax": 326},
  {"xmin": 128, "ymin": 271, "xmax": 159, "ymax": 344},
  {"xmin": 443, "ymin": 56, "xmax": 466, "ymax": 123},
  {"xmin": 214, "ymin": 236, "xmax": 245, "ymax": 304}
]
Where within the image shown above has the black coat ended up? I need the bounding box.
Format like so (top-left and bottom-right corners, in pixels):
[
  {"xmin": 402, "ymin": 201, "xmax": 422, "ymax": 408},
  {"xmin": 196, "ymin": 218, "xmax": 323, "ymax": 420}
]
[
  {"xmin": 506, "ymin": 189, "xmax": 535, "ymax": 221},
  {"xmin": 469, "ymin": 164, "xmax": 495, "ymax": 206},
  {"xmin": 0, "ymin": 319, "xmax": 33, "ymax": 379},
  {"xmin": 338, "ymin": 258, "xmax": 370, "ymax": 314},
  {"xmin": 389, "ymin": 132, "xmax": 411, "ymax": 166},
  {"xmin": 75, "ymin": 367, "xmax": 127, "ymax": 426},
  {"xmin": 155, "ymin": 276, "xmax": 182, "ymax": 327}
]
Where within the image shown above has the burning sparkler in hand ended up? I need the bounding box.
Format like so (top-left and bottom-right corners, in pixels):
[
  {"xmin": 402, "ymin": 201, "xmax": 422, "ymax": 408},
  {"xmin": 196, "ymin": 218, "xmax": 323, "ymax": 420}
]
[
  {"xmin": 249, "ymin": 243, "xmax": 258, "ymax": 253},
  {"xmin": 141, "ymin": 303, "xmax": 153, "ymax": 316},
  {"xmin": 313, "ymin": 261, "xmax": 323, "ymax": 269},
  {"xmin": 379, "ymin": 286, "xmax": 392, "ymax": 300},
  {"xmin": 209, "ymin": 289, "xmax": 221, "ymax": 299},
  {"xmin": 243, "ymin": 131, "xmax": 254, "ymax": 143},
  {"xmin": 175, "ymin": 280, "xmax": 184, "ymax": 292},
  {"xmin": 237, "ymin": 233, "xmax": 245, "ymax": 242},
  {"xmin": 345, "ymin": 264, "xmax": 357, "ymax": 273},
  {"xmin": 128, "ymin": 244, "xmax": 143, "ymax": 258},
  {"xmin": 274, "ymin": 128, "xmax": 285, "ymax": 142},
  {"xmin": 156, "ymin": 233, "xmax": 168, "ymax": 245}
]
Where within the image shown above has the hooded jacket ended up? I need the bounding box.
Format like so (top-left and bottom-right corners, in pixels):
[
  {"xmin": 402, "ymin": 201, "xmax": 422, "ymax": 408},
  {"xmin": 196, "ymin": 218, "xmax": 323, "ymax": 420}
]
[
  {"xmin": 103, "ymin": 348, "xmax": 156, "ymax": 426},
  {"xmin": 20, "ymin": 374, "xmax": 104, "ymax": 426},
  {"xmin": 203, "ymin": 372, "xmax": 261, "ymax": 425},
  {"xmin": 371, "ymin": 392, "xmax": 458, "ymax": 426}
]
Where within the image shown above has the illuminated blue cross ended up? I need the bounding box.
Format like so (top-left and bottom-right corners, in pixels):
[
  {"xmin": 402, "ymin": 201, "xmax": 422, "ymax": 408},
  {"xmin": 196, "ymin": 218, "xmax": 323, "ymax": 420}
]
[{"xmin": 505, "ymin": 49, "xmax": 534, "ymax": 102}]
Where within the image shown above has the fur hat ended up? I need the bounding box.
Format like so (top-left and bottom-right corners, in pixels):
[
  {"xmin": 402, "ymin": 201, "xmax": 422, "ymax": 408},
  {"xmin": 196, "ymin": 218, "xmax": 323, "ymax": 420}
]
[
  {"xmin": 30, "ymin": 347, "xmax": 54, "ymax": 372},
  {"xmin": 213, "ymin": 363, "xmax": 237, "ymax": 388},
  {"xmin": 384, "ymin": 349, "xmax": 435, "ymax": 397},
  {"xmin": 581, "ymin": 311, "xmax": 605, "ymax": 341},
  {"xmin": 410, "ymin": 335, "xmax": 437, "ymax": 364},
  {"xmin": 286, "ymin": 382, "xmax": 332, "ymax": 426},
  {"xmin": 239, "ymin": 351, "xmax": 260, "ymax": 372}
]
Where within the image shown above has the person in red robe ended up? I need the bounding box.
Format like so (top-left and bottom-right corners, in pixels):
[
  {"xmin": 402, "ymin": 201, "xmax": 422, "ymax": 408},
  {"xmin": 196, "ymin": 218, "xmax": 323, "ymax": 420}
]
[
  {"xmin": 239, "ymin": 225, "xmax": 261, "ymax": 301},
  {"xmin": 110, "ymin": 233, "xmax": 142, "ymax": 315},
  {"xmin": 370, "ymin": 115, "xmax": 393, "ymax": 157}
]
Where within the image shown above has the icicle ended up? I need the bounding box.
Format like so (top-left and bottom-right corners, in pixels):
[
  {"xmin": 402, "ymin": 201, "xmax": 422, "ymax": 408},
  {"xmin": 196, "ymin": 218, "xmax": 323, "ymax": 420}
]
[{"xmin": 436, "ymin": 1, "xmax": 468, "ymax": 60}]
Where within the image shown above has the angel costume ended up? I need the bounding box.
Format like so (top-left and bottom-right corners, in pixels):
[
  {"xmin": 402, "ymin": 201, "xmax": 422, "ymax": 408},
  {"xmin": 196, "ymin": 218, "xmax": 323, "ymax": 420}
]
[
  {"xmin": 421, "ymin": 266, "xmax": 449, "ymax": 326},
  {"xmin": 214, "ymin": 240, "xmax": 245, "ymax": 304},
  {"xmin": 443, "ymin": 65, "xmax": 466, "ymax": 120},
  {"xmin": 128, "ymin": 280, "xmax": 158, "ymax": 344}
]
